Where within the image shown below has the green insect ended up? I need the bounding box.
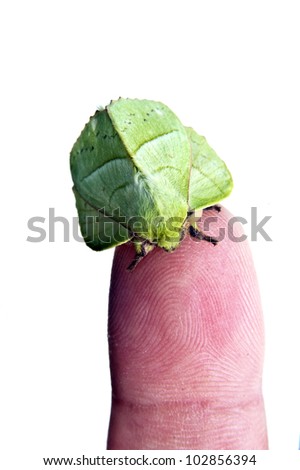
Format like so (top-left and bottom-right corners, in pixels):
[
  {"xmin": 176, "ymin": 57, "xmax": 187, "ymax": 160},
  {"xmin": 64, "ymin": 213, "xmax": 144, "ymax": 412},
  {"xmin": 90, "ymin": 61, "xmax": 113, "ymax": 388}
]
[{"xmin": 70, "ymin": 98, "xmax": 233, "ymax": 269}]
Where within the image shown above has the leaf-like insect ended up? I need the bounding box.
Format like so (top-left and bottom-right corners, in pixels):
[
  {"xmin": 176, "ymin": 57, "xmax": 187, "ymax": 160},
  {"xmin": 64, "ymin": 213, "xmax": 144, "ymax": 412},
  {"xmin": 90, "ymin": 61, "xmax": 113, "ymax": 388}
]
[{"xmin": 70, "ymin": 98, "xmax": 233, "ymax": 269}]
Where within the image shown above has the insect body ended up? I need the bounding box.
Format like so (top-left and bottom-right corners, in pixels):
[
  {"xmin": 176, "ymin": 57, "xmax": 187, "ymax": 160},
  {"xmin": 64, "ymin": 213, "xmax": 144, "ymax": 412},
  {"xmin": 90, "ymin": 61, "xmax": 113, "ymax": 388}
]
[{"xmin": 70, "ymin": 99, "xmax": 233, "ymax": 269}]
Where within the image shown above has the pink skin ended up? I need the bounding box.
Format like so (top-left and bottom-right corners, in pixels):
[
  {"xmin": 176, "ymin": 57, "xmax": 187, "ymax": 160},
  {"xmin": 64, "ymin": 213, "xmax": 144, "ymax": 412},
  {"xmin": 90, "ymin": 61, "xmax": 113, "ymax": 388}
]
[{"xmin": 107, "ymin": 207, "xmax": 268, "ymax": 450}]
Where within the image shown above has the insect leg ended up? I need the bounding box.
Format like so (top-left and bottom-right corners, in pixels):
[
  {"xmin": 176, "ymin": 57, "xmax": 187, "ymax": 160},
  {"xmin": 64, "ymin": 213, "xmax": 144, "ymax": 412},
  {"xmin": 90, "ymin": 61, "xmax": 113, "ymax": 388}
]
[
  {"xmin": 127, "ymin": 240, "xmax": 155, "ymax": 271},
  {"xmin": 127, "ymin": 253, "xmax": 144, "ymax": 271},
  {"xmin": 189, "ymin": 225, "xmax": 218, "ymax": 246},
  {"xmin": 203, "ymin": 205, "xmax": 221, "ymax": 212}
]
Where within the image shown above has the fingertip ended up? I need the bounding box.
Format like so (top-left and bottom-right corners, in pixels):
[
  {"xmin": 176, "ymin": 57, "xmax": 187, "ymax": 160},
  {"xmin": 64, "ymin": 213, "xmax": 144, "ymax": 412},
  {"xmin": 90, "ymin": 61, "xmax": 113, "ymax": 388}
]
[{"xmin": 108, "ymin": 206, "xmax": 268, "ymax": 449}]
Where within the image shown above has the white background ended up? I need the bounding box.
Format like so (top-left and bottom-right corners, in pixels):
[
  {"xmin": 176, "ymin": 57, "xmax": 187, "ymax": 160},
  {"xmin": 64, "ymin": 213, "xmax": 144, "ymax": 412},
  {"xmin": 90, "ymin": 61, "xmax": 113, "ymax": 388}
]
[{"xmin": 1, "ymin": 0, "xmax": 300, "ymax": 466}]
